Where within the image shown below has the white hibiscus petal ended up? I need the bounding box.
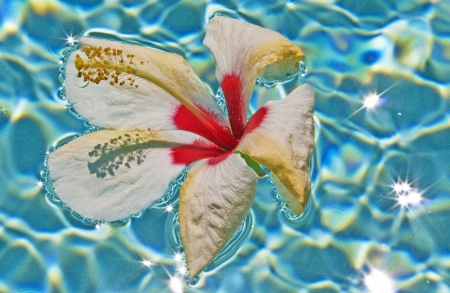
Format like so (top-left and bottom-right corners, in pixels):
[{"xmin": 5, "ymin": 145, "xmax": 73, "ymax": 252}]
[
  {"xmin": 66, "ymin": 37, "xmax": 229, "ymax": 132},
  {"xmin": 48, "ymin": 129, "xmax": 223, "ymax": 222},
  {"xmin": 179, "ymin": 153, "xmax": 257, "ymax": 278},
  {"xmin": 236, "ymin": 84, "xmax": 315, "ymax": 215},
  {"xmin": 204, "ymin": 16, "xmax": 305, "ymax": 138}
]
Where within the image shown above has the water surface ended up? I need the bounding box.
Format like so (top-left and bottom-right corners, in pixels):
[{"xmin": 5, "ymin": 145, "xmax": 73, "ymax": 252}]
[{"xmin": 1, "ymin": 1, "xmax": 450, "ymax": 292}]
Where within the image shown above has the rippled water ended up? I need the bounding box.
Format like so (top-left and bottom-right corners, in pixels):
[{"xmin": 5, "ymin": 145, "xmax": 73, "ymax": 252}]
[{"xmin": 1, "ymin": 1, "xmax": 450, "ymax": 292}]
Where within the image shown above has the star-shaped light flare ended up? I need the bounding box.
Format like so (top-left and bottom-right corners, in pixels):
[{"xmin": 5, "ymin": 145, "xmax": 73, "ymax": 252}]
[
  {"xmin": 364, "ymin": 268, "xmax": 396, "ymax": 293},
  {"xmin": 390, "ymin": 179, "xmax": 423, "ymax": 209},
  {"xmin": 141, "ymin": 259, "xmax": 153, "ymax": 268},
  {"xmin": 174, "ymin": 252, "xmax": 183, "ymax": 263},
  {"xmin": 339, "ymin": 78, "xmax": 404, "ymax": 125},
  {"xmin": 168, "ymin": 275, "xmax": 184, "ymax": 293}
]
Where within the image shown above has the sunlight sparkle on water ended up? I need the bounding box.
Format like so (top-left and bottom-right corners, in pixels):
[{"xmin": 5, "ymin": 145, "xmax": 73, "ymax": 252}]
[
  {"xmin": 339, "ymin": 91, "xmax": 383, "ymax": 124},
  {"xmin": 365, "ymin": 269, "xmax": 396, "ymax": 293},
  {"xmin": 169, "ymin": 276, "xmax": 183, "ymax": 293},
  {"xmin": 95, "ymin": 224, "xmax": 101, "ymax": 230},
  {"xmin": 63, "ymin": 32, "xmax": 76, "ymax": 46},
  {"xmin": 397, "ymin": 194, "xmax": 409, "ymax": 207},
  {"xmin": 391, "ymin": 179, "xmax": 423, "ymax": 208},
  {"xmin": 340, "ymin": 79, "xmax": 404, "ymax": 125},
  {"xmin": 60, "ymin": 28, "xmax": 78, "ymax": 46},
  {"xmin": 141, "ymin": 259, "xmax": 152, "ymax": 268},
  {"xmin": 363, "ymin": 93, "xmax": 380, "ymax": 109},
  {"xmin": 401, "ymin": 181, "xmax": 411, "ymax": 193},
  {"xmin": 406, "ymin": 189, "xmax": 422, "ymax": 205},
  {"xmin": 174, "ymin": 253, "xmax": 182, "ymax": 263},
  {"xmin": 37, "ymin": 180, "xmax": 43, "ymax": 188},
  {"xmin": 166, "ymin": 205, "xmax": 173, "ymax": 213},
  {"xmin": 392, "ymin": 182, "xmax": 403, "ymax": 194}
]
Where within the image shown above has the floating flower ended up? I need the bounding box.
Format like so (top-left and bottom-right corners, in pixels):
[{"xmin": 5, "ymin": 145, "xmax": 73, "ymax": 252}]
[{"xmin": 48, "ymin": 16, "xmax": 314, "ymax": 278}]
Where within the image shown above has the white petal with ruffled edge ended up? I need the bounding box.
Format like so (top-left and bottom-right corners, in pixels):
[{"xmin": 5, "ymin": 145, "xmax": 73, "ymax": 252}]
[
  {"xmin": 66, "ymin": 37, "xmax": 229, "ymax": 131},
  {"xmin": 178, "ymin": 153, "xmax": 257, "ymax": 278},
  {"xmin": 204, "ymin": 16, "xmax": 305, "ymax": 137},
  {"xmin": 236, "ymin": 84, "xmax": 314, "ymax": 214},
  {"xmin": 48, "ymin": 129, "xmax": 220, "ymax": 221}
]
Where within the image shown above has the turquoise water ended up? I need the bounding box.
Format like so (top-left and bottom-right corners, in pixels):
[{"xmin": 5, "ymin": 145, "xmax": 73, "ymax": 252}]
[{"xmin": 1, "ymin": 1, "xmax": 450, "ymax": 292}]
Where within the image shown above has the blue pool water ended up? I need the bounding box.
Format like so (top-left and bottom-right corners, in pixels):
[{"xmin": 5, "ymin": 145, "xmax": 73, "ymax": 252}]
[{"xmin": 1, "ymin": 1, "xmax": 450, "ymax": 292}]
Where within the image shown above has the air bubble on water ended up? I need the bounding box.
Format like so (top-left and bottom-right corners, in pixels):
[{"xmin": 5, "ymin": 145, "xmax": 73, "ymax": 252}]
[{"xmin": 299, "ymin": 61, "xmax": 307, "ymax": 77}]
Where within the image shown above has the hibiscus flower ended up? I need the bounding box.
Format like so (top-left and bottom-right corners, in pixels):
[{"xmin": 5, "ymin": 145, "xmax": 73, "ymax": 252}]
[{"xmin": 48, "ymin": 15, "xmax": 315, "ymax": 278}]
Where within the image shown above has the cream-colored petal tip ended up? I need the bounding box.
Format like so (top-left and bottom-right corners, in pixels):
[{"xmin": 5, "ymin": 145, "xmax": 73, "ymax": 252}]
[{"xmin": 272, "ymin": 173, "xmax": 306, "ymax": 215}]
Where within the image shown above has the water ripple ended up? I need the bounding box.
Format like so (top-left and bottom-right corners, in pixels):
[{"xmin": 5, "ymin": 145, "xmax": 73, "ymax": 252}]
[{"xmin": 1, "ymin": 1, "xmax": 450, "ymax": 292}]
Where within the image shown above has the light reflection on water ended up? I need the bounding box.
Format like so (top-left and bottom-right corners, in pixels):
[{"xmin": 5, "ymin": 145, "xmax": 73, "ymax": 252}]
[{"xmin": 1, "ymin": 1, "xmax": 450, "ymax": 292}]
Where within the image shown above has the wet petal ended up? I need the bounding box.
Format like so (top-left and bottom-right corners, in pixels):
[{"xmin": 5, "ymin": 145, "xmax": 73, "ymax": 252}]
[
  {"xmin": 272, "ymin": 174, "xmax": 304, "ymax": 214},
  {"xmin": 236, "ymin": 84, "xmax": 315, "ymax": 214},
  {"xmin": 48, "ymin": 129, "xmax": 223, "ymax": 221},
  {"xmin": 179, "ymin": 153, "xmax": 257, "ymax": 278},
  {"xmin": 66, "ymin": 38, "xmax": 230, "ymax": 136},
  {"xmin": 204, "ymin": 16, "xmax": 305, "ymax": 138}
]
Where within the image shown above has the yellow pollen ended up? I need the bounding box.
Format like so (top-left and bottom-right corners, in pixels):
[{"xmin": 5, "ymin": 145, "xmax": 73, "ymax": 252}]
[{"xmin": 73, "ymin": 45, "xmax": 208, "ymax": 126}]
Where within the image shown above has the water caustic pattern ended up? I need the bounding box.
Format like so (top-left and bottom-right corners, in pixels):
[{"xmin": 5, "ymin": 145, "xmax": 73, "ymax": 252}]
[{"xmin": 0, "ymin": 0, "xmax": 450, "ymax": 292}]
